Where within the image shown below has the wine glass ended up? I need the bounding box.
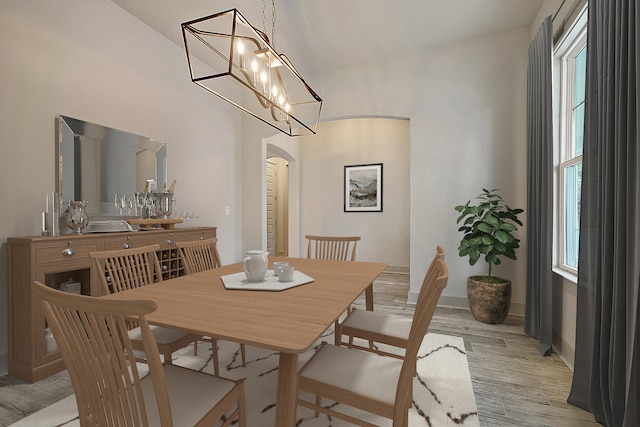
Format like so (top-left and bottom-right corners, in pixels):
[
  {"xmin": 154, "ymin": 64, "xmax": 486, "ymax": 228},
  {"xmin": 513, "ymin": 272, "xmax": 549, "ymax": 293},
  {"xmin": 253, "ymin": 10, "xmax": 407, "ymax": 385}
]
[
  {"xmin": 135, "ymin": 192, "xmax": 147, "ymax": 217},
  {"xmin": 146, "ymin": 193, "xmax": 157, "ymax": 218},
  {"xmin": 124, "ymin": 194, "xmax": 135, "ymax": 216},
  {"xmin": 114, "ymin": 193, "xmax": 125, "ymax": 216}
]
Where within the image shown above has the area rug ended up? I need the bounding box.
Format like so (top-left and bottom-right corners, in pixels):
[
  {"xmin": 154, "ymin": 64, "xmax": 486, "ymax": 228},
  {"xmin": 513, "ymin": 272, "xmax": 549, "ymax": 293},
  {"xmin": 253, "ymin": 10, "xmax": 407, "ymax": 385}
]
[{"xmin": 10, "ymin": 332, "xmax": 479, "ymax": 426}]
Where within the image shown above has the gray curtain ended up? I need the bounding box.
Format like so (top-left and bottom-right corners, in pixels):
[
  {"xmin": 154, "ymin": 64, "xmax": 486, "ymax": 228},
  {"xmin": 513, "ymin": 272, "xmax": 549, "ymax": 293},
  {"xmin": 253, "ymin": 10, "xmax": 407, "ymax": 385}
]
[
  {"xmin": 567, "ymin": 1, "xmax": 639, "ymax": 426},
  {"xmin": 524, "ymin": 15, "xmax": 553, "ymax": 356}
]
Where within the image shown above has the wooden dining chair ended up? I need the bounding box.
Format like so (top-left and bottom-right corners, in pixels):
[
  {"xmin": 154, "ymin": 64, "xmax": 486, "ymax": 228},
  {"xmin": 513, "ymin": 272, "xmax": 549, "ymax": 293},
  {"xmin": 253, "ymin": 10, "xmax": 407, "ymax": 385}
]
[
  {"xmin": 33, "ymin": 280, "xmax": 246, "ymax": 427},
  {"xmin": 334, "ymin": 245, "xmax": 445, "ymax": 358},
  {"xmin": 176, "ymin": 237, "xmax": 221, "ymax": 274},
  {"xmin": 175, "ymin": 238, "xmax": 246, "ymax": 375},
  {"xmin": 296, "ymin": 258, "xmax": 448, "ymax": 427},
  {"xmin": 90, "ymin": 244, "xmax": 201, "ymax": 365},
  {"xmin": 305, "ymin": 235, "xmax": 361, "ymax": 261},
  {"xmin": 306, "ymin": 234, "xmax": 362, "ymax": 334}
]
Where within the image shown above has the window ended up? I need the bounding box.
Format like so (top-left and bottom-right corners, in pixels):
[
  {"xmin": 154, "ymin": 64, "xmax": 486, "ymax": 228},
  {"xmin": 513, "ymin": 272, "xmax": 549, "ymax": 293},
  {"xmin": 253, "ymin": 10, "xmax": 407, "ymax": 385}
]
[{"xmin": 555, "ymin": 7, "xmax": 587, "ymax": 274}]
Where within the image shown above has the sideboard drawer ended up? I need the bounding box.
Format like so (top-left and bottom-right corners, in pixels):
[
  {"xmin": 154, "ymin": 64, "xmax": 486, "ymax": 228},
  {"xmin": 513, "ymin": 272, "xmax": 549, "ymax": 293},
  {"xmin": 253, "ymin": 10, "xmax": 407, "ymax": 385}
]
[
  {"xmin": 36, "ymin": 241, "xmax": 99, "ymax": 263},
  {"xmin": 102, "ymin": 234, "xmax": 150, "ymax": 251},
  {"xmin": 187, "ymin": 228, "xmax": 217, "ymax": 242},
  {"xmin": 150, "ymin": 231, "xmax": 189, "ymax": 250}
]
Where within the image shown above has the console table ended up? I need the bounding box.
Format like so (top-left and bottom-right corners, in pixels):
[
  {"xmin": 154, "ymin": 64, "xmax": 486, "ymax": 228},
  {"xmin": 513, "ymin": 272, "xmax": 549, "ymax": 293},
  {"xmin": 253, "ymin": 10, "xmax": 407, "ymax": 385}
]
[{"xmin": 7, "ymin": 226, "xmax": 216, "ymax": 382}]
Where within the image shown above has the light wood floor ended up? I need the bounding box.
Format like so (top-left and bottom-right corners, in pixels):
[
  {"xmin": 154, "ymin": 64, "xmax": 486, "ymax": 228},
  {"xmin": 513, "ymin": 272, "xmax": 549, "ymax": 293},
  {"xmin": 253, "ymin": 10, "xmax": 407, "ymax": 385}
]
[{"xmin": 0, "ymin": 272, "xmax": 599, "ymax": 427}]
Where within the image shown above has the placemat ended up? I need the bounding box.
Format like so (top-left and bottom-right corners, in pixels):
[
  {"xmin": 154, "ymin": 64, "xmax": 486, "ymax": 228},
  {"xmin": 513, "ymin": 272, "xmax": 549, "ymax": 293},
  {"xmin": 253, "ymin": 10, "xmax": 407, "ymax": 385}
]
[{"xmin": 221, "ymin": 269, "xmax": 314, "ymax": 291}]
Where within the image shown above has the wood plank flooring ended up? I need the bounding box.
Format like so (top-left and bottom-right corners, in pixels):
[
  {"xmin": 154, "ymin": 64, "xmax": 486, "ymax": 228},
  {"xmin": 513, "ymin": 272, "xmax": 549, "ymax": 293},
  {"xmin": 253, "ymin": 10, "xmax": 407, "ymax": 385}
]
[{"xmin": 0, "ymin": 271, "xmax": 599, "ymax": 427}]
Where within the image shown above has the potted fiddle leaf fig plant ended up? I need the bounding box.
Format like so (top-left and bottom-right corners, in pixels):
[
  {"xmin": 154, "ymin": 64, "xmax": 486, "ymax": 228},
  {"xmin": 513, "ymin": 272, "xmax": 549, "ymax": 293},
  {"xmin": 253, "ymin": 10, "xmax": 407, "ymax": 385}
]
[{"xmin": 454, "ymin": 188, "xmax": 523, "ymax": 324}]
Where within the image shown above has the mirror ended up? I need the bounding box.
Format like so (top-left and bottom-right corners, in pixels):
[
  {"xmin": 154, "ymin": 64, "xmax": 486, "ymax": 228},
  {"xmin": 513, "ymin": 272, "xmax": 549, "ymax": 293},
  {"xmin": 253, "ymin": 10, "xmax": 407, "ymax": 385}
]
[{"xmin": 56, "ymin": 115, "xmax": 167, "ymax": 217}]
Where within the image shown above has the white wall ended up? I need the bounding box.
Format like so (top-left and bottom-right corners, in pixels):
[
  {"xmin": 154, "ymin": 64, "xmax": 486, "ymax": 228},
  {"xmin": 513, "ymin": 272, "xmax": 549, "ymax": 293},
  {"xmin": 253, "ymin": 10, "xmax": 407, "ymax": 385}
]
[
  {"xmin": 308, "ymin": 29, "xmax": 530, "ymax": 309},
  {"xmin": 299, "ymin": 118, "xmax": 410, "ymax": 267},
  {"xmin": 0, "ymin": 0, "xmax": 243, "ymax": 375},
  {"xmin": 241, "ymin": 27, "xmax": 530, "ymax": 308}
]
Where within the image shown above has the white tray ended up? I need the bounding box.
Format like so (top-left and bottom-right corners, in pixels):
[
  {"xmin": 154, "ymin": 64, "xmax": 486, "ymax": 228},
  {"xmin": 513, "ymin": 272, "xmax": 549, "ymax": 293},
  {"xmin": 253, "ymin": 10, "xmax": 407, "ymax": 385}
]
[{"xmin": 221, "ymin": 270, "xmax": 314, "ymax": 291}]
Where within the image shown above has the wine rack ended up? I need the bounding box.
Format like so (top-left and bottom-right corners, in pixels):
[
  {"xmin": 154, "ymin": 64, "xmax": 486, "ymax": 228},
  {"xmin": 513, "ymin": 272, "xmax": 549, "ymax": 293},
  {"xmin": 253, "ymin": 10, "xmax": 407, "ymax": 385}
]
[{"xmin": 159, "ymin": 248, "xmax": 183, "ymax": 280}]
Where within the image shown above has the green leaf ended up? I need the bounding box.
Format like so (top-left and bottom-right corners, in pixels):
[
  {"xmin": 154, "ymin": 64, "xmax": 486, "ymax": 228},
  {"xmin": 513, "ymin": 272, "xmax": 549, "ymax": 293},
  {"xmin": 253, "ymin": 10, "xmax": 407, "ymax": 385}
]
[
  {"xmin": 484, "ymin": 214, "xmax": 499, "ymax": 227},
  {"xmin": 477, "ymin": 222, "xmax": 494, "ymax": 233},
  {"xmin": 469, "ymin": 250, "xmax": 480, "ymax": 265},
  {"xmin": 468, "ymin": 237, "xmax": 482, "ymax": 247},
  {"xmin": 486, "ymin": 253, "xmax": 498, "ymax": 264},
  {"xmin": 495, "ymin": 230, "xmax": 509, "ymax": 244},
  {"xmin": 501, "ymin": 223, "xmax": 517, "ymax": 231}
]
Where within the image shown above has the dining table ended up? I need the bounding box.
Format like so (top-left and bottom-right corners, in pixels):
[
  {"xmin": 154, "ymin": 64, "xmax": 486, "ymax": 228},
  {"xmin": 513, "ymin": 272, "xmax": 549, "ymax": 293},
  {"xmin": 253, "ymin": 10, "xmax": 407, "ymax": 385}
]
[{"xmin": 102, "ymin": 256, "xmax": 387, "ymax": 427}]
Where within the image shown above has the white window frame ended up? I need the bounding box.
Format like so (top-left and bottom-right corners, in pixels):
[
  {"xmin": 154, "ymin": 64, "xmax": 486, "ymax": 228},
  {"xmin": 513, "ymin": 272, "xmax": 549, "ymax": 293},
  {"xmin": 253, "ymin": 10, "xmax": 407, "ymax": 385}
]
[{"xmin": 554, "ymin": 6, "xmax": 587, "ymax": 277}]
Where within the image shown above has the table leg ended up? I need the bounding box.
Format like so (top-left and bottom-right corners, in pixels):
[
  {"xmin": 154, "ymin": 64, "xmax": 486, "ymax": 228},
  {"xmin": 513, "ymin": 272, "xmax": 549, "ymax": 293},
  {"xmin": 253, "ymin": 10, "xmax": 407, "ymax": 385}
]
[
  {"xmin": 275, "ymin": 352, "xmax": 298, "ymax": 426},
  {"xmin": 366, "ymin": 282, "xmax": 374, "ymax": 311}
]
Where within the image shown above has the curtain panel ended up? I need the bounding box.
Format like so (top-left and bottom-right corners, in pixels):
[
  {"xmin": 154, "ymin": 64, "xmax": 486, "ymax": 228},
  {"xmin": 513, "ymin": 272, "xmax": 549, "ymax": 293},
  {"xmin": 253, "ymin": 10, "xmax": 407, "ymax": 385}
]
[
  {"xmin": 568, "ymin": 1, "xmax": 639, "ymax": 426},
  {"xmin": 525, "ymin": 15, "xmax": 553, "ymax": 356}
]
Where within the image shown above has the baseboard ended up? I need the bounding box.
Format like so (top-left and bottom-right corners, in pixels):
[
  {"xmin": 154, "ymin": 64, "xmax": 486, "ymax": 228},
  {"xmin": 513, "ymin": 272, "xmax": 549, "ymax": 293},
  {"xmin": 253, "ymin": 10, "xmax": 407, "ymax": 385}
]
[
  {"xmin": 553, "ymin": 331, "xmax": 576, "ymax": 372},
  {"xmin": 384, "ymin": 265, "xmax": 409, "ymax": 274}
]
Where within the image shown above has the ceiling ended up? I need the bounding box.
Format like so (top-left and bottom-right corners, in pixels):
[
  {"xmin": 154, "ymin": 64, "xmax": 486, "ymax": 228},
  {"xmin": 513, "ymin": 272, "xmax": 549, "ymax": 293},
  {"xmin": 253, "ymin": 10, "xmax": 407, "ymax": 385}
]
[{"xmin": 111, "ymin": 0, "xmax": 543, "ymax": 76}]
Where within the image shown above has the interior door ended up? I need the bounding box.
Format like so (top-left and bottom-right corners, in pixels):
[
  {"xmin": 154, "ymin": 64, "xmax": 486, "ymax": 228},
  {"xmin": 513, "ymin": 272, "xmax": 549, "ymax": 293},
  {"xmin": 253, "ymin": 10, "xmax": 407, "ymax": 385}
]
[
  {"xmin": 266, "ymin": 159, "xmax": 277, "ymax": 256},
  {"xmin": 266, "ymin": 157, "xmax": 289, "ymax": 256}
]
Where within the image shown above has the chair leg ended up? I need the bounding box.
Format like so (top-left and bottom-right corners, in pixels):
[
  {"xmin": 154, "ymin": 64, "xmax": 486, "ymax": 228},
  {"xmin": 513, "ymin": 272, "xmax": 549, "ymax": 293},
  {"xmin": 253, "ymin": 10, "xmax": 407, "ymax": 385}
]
[
  {"xmin": 211, "ymin": 338, "xmax": 220, "ymax": 376},
  {"xmin": 240, "ymin": 344, "xmax": 246, "ymax": 367},
  {"xmin": 163, "ymin": 348, "xmax": 173, "ymax": 365},
  {"xmin": 314, "ymin": 395, "xmax": 321, "ymax": 418},
  {"xmin": 334, "ymin": 320, "xmax": 341, "ymax": 346},
  {"xmin": 237, "ymin": 380, "xmax": 247, "ymax": 427},
  {"xmin": 193, "ymin": 339, "xmax": 199, "ymax": 356}
]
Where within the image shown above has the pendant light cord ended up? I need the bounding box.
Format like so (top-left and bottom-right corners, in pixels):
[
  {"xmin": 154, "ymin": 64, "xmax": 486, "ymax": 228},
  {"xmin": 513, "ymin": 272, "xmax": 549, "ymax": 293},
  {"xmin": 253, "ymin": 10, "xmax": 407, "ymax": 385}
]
[{"xmin": 262, "ymin": 0, "xmax": 277, "ymax": 47}]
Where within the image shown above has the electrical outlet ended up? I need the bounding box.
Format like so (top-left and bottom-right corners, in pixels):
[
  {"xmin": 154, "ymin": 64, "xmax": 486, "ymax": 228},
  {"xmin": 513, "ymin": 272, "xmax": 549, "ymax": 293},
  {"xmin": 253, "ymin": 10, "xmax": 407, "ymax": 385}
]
[{"xmin": 225, "ymin": 206, "xmax": 230, "ymax": 216}]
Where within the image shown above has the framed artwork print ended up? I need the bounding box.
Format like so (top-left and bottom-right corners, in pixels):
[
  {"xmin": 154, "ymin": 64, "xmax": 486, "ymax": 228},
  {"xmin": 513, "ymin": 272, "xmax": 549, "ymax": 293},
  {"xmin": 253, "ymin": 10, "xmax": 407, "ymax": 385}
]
[{"xmin": 344, "ymin": 163, "xmax": 383, "ymax": 212}]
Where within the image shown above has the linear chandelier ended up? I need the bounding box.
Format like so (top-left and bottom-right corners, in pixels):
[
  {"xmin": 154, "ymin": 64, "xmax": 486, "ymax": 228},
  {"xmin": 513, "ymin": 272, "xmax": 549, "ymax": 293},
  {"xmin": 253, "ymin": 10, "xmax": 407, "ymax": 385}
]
[{"xmin": 181, "ymin": 8, "xmax": 323, "ymax": 137}]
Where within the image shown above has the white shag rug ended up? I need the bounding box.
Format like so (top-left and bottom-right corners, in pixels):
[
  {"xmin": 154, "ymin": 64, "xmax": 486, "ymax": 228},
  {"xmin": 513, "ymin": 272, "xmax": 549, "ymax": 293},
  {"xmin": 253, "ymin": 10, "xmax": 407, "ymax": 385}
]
[{"xmin": 11, "ymin": 332, "xmax": 479, "ymax": 427}]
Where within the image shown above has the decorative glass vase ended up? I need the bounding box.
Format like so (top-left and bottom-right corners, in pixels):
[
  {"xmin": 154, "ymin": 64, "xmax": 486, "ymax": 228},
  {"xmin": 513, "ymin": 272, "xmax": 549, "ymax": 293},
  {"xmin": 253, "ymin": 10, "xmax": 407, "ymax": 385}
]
[{"xmin": 65, "ymin": 201, "xmax": 89, "ymax": 234}]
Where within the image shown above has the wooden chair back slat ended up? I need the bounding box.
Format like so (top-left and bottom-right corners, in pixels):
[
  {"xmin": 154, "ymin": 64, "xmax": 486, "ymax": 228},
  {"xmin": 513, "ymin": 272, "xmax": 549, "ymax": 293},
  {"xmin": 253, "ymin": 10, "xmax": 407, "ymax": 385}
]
[
  {"xmin": 175, "ymin": 238, "xmax": 221, "ymax": 275},
  {"xmin": 91, "ymin": 245, "xmax": 162, "ymax": 295},
  {"xmin": 305, "ymin": 235, "xmax": 361, "ymax": 262},
  {"xmin": 415, "ymin": 245, "xmax": 445, "ymax": 309}
]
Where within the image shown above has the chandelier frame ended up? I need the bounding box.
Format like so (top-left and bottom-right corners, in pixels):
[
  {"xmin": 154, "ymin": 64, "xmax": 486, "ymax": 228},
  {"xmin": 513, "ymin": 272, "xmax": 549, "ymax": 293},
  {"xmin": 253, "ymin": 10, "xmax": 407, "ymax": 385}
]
[{"xmin": 182, "ymin": 9, "xmax": 323, "ymax": 136}]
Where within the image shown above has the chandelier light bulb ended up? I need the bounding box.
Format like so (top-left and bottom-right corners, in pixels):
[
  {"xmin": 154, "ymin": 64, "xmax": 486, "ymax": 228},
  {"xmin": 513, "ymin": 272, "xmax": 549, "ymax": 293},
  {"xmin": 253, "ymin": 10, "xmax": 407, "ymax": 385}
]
[
  {"xmin": 236, "ymin": 40, "xmax": 245, "ymax": 69},
  {"xmin": 251, "ymin": 59, "xmax": 259, "ymax": 85},
  {"xmin": 260, "ymin": 70, "xmax": 268, "ymax": 94}
]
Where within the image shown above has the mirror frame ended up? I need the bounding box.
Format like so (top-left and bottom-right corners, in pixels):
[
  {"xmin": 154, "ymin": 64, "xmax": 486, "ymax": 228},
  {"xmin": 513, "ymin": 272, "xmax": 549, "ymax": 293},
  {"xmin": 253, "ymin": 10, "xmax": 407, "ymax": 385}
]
[{"xmin": 55, "ymin": 115, "xmax": 167, "ymax": 217}]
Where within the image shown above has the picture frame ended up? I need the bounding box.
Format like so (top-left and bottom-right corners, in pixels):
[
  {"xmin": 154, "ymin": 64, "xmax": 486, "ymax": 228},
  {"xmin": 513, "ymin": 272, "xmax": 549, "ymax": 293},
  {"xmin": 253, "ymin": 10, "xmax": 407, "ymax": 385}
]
[{"xmin": 344, "ymin": 163, "xmax": 383, "ymax": 212}]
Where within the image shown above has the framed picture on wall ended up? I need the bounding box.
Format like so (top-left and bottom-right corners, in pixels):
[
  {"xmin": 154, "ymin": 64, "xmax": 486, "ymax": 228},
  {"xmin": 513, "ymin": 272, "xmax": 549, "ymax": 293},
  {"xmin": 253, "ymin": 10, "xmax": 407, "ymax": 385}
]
[{"xmin": 344, "ymin": 163, "xmax": 383, "ymax": 212}]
